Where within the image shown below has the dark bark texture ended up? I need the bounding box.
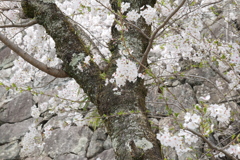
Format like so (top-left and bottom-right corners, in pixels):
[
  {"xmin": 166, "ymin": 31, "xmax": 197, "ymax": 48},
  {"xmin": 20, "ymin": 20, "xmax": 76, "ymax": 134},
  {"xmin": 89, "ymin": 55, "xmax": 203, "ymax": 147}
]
[{"xmin": 21, "ymin": 0, "xmax": 163, "ymax": 159}]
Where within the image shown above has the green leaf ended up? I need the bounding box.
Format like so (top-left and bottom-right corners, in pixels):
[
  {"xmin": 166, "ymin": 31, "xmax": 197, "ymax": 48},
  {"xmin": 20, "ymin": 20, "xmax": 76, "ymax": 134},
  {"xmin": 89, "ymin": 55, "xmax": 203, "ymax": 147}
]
[
  {"xmin": 103, "ymin": 58, "xmax": 110, "ymax": 63},
  {"xmin": 165, "ymin": 105, "xmax": 172, "ymax": 115},
  {"xmin": 160, "ymin": 45, "xmax": 165, "ymax": 50},
  {"xmin": 230, "ymin": 63, "xmax": 236, "ymax": 67},
  {"xmin": 180, "ymin": 73, "xmax": 185, "ymax": 77},
  {"xmin": 158, "ymin": 96, "xmax": 163, "ymax": 99},
  {"xmin": 209, "ymin": 7, "xmax": 220, "ymax": 16},
  {"xmin": 12, "ymin": 83, "xmax": 17, "ymax": 88},
  {"xmin": 145, "ymin": 69, "xmax": 155, "ymax": 78},
  {"xmin": 117, "ymin": 0, "xmax": 122, "ymax": 7},
  {"xmin": 27, "ymin": 86, "xmax": 32, "ymax": 91},
  {"xmin": 179, "ymin": 123, "xmax": 183, "ymax": 129},
  {"xmin": 87, "ymin": 6, "xmax": 91, "ymax": 12},
  {"xmin": 212, "ymin": 57, "xmax": 217, "ymax": 62},
  {"xmin": 77, "ymin": 87, "xmax": 81, "ymax": 95},
  {"xmin": 195, "ymin": 105, "xmax": 200, "ymax": 111},
  {"xmin": 206, "ymin": 153, "xmax": 212, "ymax": 157},
  {"xmin": 203, "ymin": 107, "xmax": 207, "ymax": 113},
  {"xmin": 88, "ymin": 110, "xmax": 103, "ymax": 131},
  {"xmin": 117, "ymin": 111, "xmax": 125, "ymax": 115},
  {"xmin": 130, "ymin": 110, "xmax": 135, "ymax": 113},
  {"xmin": 174, "ymin": 113, "xmax": 179, "ymax": 117},
  {"xmin": 100, "ymin": 72, "xmax": 106, "ymax": 80},
  {"xmin": 199, "ymin": 62, "xmax": 203, "ymax": 68},
  {"xmin": 220, "ymin": 54, "xmax": 226, "ymax": 59},
  {"xmin": 190, "ymin": 1, "xmax": 196, "ymax": 6}
]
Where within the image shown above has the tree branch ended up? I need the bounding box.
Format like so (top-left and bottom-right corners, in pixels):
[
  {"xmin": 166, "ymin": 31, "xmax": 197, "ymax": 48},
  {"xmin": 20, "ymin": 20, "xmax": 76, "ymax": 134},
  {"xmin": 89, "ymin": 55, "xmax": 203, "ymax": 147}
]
[
  {"xmin": 21, "ymin": 0, "xmax": 106, "ymax": 103},
  {"xmin": 208, "ymin": 61, "xmax": 231, "ymax": 83},
  {"xmin": 0, "ymin": 19, "xmax": 37, "ymax": 28},
  {"xmin": 138, "ymin": 0, "xmax": 187, "ymax": 73},
  {"xmin": 0, "ymin": 32, "xmax": 69, "ymax": 78},
  {"xmin": 0, "ymin": 0, "xmax": 21, "ymax": 1},
  {"xmin": 185, "ymin": 128, "xmax": 237, "ymax": 160}
]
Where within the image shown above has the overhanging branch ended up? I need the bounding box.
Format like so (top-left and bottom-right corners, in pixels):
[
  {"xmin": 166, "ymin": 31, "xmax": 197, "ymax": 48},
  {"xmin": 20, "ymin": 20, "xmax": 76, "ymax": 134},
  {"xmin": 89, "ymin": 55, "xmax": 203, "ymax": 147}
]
[
  {"xmin": 0, "ymin": 32, "xmax": 69, "ymax": 78},
  {"xmin": 0, "ymin": 19, "xmax": 37, "ymax": 28}
]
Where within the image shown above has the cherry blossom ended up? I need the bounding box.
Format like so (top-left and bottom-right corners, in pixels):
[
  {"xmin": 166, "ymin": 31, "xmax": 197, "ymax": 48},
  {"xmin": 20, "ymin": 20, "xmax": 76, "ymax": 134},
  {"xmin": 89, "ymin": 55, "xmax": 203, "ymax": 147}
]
[
  {"xmin": 0, "ymin": 0, "xmax": 240, "ymax": 158},
  {"xmin": 208, "ymin": 104, "xmax": 231, "ymax": 123},
  {"xmin": 126, "ymin": 10, "xmax": 141, "ymax": 22}
]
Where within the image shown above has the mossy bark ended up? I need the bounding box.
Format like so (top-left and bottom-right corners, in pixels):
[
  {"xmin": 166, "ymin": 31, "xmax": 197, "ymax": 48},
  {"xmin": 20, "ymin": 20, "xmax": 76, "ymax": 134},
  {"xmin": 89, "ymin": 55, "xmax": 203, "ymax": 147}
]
[{"xmin": 21, "ymin": 0, "xmax": 163, "ymax": 159}]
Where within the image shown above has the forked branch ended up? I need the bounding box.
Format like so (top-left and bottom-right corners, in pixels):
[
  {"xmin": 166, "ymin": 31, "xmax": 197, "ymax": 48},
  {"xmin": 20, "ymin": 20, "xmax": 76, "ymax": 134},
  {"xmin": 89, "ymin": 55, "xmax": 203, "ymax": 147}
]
[{"xmin": 138, "ymin": 0, "xmax": 187, "ymax": 72}]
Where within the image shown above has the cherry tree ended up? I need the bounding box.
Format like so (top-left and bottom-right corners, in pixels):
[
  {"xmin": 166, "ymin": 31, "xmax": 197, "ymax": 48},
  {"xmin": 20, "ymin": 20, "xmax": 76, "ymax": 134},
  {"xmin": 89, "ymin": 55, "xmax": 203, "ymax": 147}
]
[{"xmin": 0, "ymin": 0, "xmax": 240, "ymax": 160}]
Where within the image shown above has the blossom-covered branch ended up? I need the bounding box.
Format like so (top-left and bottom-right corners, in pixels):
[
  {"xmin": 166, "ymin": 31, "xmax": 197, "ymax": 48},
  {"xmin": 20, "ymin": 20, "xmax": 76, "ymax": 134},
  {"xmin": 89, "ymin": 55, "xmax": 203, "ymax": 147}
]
[{"xmin": 0, "ymin": 32, "xmax": 69, "ymax": 78}]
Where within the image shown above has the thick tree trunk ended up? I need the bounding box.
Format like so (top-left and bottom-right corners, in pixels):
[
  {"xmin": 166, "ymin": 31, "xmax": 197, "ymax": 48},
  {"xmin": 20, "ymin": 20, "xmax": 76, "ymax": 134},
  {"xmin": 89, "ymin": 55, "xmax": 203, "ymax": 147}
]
[
  {"xmin": 98, "ymin": 80, "xmax": 163, "ymax": 159},
  {"xmin": 21, "ymin": 0, "xmax": 163, "ymax": 159}
]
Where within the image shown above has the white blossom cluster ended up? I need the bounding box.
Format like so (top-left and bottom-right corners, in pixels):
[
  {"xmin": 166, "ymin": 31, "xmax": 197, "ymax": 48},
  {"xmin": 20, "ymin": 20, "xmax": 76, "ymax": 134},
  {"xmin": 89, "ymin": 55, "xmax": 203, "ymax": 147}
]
[
  {"xmin": 43, "ymin": 125, "xmax": 53, "ymax": 139},
  {"xmin": 121, "ymin": 2, "xmax": 130, "ymax": 13},
  {"xmin": 227, "ymin": 70, "xmax": 240, "ymax": 90},
  {"xmin": 157, "ymin": 127, "xmax": 198, "ymax": 156},
  {"xmin": 157, "ymin": 112, "xmax": 200, "ymax": 156},
  {"xmin": 30, "ymin": 79, "xmax": 86, "ymax": 126},
  {"xmin": 126, "ymin": 10, "xmax": 141, "ymax": 22},
  {"xmin": 31, "ymin": 105, "xmax": 41, "ymax": 118},
  {"xmin": 56, "ymin": 0, "xmax": 113, "ymax": 58},
  {"xmin": 20, "ymin": 125, "xmax": 44, "ymax": 157},
  {"xmin": 140, "ymin": 5, "xmax": 157, "ymax": 25},
  {"xmin": 207, "ymin": 104, "xmax": 231, "ymax": 123},
  {"xmin": 157, "ymin": 104, "xmax": 232, "ymax": 157},
  {"xmin": 215, "ymin": 144, "xmax": 240, "ymax": 159},
  {"xmin": 109, "ymin": 57, "xmax": 138, "ymax": 87},
  {"xmin": 229, "ymin": 43, "xmax": 240, "ymax": 72},
  {"xmin": 183, "ymin": 112, "xmax": 201, "ymax": 130},
  {"xmin": 0, "ymin": 1, "xmax": 20, "ymax": 22},
  {"xmin": 58, "ymin": 112, "xmax": 85, "ymax": 130},
  {"xmin": 7, "ymin": 24, "xmax": 61, "ymax": 86},
  {"xmin": 121, "ymin": 2, "xmax": 157, "ymax": 25},
  {"xmin": 77, "ymin": 55, "xmax": 101, "ymax": 72}
]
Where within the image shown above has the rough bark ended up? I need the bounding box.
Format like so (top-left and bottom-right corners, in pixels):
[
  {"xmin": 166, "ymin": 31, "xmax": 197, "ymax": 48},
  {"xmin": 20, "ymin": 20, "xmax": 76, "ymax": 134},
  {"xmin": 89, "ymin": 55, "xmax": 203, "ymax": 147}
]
[{"xmin": 21, "ymin": 0, "xmax": 163, "ymax": 159}]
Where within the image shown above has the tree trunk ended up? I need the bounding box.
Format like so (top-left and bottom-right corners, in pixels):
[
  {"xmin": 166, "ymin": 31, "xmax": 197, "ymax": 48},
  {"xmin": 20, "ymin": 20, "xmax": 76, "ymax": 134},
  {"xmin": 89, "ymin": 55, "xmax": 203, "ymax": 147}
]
[{"xmin": 21, "ymin": 0, "xmax": 163, "ymax": 159}]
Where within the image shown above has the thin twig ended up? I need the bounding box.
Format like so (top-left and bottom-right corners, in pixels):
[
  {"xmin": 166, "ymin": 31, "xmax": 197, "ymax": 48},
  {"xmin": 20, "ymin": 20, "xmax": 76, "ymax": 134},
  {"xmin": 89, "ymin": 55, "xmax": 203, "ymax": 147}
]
[{"xmin": 208, "ymin": 61, "xmax": 231, "ymax": 83}]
